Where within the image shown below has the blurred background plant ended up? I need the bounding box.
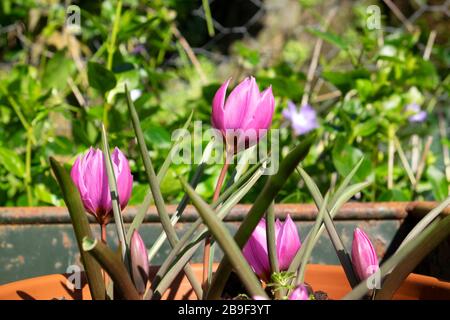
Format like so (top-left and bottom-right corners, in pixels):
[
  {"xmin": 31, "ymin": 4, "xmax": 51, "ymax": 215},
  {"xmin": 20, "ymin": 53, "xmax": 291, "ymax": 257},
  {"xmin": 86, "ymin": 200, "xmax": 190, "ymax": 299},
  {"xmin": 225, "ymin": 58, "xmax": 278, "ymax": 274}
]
[{"xmin": 0, "ymin": 0, "xmax": 448, "ymax": 206}]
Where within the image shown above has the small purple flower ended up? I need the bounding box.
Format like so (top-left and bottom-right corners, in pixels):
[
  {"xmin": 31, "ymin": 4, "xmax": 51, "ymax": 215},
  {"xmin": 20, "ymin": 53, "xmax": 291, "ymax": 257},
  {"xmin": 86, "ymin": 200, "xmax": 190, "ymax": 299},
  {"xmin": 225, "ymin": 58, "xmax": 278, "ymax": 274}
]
[
  {"xmin": 405, "ymin": 103, "xmax": 427, "ymax": 123},
  {"xmin": 132, "ymin": 44, "xmax": 147, "ymax": 55},
  {"xmin": 282, "ymin": 101, "xmax": 318, "ymax": 136}
]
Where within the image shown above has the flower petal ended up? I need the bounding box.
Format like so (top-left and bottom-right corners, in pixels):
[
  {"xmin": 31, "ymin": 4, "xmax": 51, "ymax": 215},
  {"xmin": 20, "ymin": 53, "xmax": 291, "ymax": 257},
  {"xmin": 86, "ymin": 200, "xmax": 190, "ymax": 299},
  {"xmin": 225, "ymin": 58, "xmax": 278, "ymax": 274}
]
[
  {"xmin": 211, "ymin": 78, "xmax": 230, "ymax": 130},
  {"xmin": 351, "ymin": 228, "xmax": 379, "ymax": 281},
  {"xmin": 276, "ymin": 214, "xmax": 301, "ymax": 270},
  {"xmin": 223, "ymin": 77, "xmax": 252, "ymax": 129}
]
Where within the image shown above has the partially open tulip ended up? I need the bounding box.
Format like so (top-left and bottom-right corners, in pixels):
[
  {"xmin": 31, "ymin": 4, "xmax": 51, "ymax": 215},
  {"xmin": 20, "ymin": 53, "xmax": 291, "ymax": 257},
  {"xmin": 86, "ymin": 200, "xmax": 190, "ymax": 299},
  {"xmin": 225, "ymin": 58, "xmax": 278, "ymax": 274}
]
[
  {"xmin": 243, "ymin": 215, "xmax": 301, "ymax": 282},
  {"xmin": 211, "ymin": 77, "xmax": 275, "ymax": 154},
  {"xmin": 130, "ymin": 230, "xmax": 149, "ymax": 295},
  {"xmin": 351, "ymin": 228, "xmax": 379, "ymax": 281},
  {"xmin": 289, "ymin": 284, "xmax": 309, "ymax": 300},
  {"xmin": 282, "ymin": 101, "xmax": 318, "ymax": 136},
  {"xmin": 71, "ymin": 147, "xmax": 133, "ymax": 225}
]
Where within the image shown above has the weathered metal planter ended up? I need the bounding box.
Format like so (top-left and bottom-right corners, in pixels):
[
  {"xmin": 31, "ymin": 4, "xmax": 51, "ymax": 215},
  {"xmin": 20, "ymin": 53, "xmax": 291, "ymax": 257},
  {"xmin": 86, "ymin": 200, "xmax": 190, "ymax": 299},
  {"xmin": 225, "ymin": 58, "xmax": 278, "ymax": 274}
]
[{"xmin": 0, "ymin": 202, "xmax": 449, "ymax": 290}]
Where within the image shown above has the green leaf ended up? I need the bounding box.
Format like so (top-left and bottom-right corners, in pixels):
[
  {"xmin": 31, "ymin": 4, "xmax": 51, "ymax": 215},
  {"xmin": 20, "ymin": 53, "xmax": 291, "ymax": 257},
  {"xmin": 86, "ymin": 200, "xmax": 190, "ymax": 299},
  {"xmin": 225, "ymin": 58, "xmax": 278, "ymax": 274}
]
[
  {"xmin": 379, "ymin": 189, "xmax": 409, "ymax": 201},
  {"xmin": 332, "ymin": 156, "xmax": 366, "ymax": 202},
  {"xmin": 344, "ymin": 214, "xmax": 450, "ymax": 300},
  {"xmin": 427, "ymin": 166, "xmax": 449, "ymax": 201},
  {"xmin": 288, "ymin": 181, "xmax": 370, "ymax": 279},
  {"xmin": 42, "ymin": 51, "xmax": 75, "ymax": 90},
  {"xmin": 125, "ymin": 85, "xmax": 202, "ymax": 299},
  {"xmin": 126, "ymin": 111, "xmax": 194, "ymax": 243},
  {"xmin": 332, "ymin": 144, "xmax": 372, "ymax": 182},
  {"xmin": 49, "ymin": 157, "xmax": 105, "ymax": 300},
  {"xmin": 83, "ymin": 237, "xmax": 140, "ymax": 300},
  {"xmin": 145, "ymin": 127, "xmax": 171, "ymax": 148},
  {"xmin": 100, "ymin": 124, "xmax": 128, "ymax": 262},
  {"xmin": 322, "ymin": 69, "xmax": 370, "ymax": 93},
  {"xmin": 87, "ymin": 61, "xmax": 117, "ymax": 94},
  {"xmin": 306, "ymin": 28, "xmax": 349, "ymax": 51},
  {"xmin": 296, "ymin": 167, "xmax": 359, "ymax": 287},
  {"xmin": 179, "ymin": 178, "xmax": 268, "ymax": 299},
  {"xmin": 0, "ymin": 147, "xmax": 25, "ymax": 178},
  {"xmin": 266, "ymin": 202, "xmax": 279, "ymax": 275},
  {"xmin": 147, "ymin": 162, "xmax": 206, "ymax": 263},
  {"xmin": 296, "ymin": 193, "xmax": 330, "ymax": 284},
  {"xmin": 151, "ymin": 160, "xmax": 267, "ymax": 299},
  {"xmin": 353, "ymin": 119, "xmax": 378, "ymax": 137},
  {"xmin": 34, "ymin": 183, "xmax": 64, "ymax": 206},
  {"xmin": 398, "ymin": 196, "xmax": 450, "ymax": 250},
  {"xmin": 234, "ymin": 42, "xmax": 260, "ymax": 67},
  {"xmin": 207, "ymin": 134, "xmax": 316, "ymax": 299}
]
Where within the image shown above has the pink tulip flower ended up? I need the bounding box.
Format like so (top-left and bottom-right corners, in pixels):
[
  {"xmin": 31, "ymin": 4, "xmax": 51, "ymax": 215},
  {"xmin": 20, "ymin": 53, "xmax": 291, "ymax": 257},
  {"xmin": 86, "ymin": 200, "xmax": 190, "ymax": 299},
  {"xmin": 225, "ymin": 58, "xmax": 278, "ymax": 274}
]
[
  {"xmin": 351, "ymin": 228, "xmax": 379, "ymax": 281},
  {"xmin": 211, "ymin": 77, "xmax": 275, "ymax": 154},
  {"xmin": 243, "ymin": 215, "xmax": 301, "ymax": 282},
  {"xmin": 71, "ymin": 147, "xmax": 133, "ymax": 225}
]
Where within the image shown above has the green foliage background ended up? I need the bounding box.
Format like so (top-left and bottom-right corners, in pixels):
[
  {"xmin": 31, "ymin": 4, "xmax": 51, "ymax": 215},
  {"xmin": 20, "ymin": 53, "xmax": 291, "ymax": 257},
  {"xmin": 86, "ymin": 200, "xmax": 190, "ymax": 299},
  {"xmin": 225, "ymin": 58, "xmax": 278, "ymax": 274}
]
[{"xmin": 0, "ymin": 0, "xmax": 448, "ymax": 206}]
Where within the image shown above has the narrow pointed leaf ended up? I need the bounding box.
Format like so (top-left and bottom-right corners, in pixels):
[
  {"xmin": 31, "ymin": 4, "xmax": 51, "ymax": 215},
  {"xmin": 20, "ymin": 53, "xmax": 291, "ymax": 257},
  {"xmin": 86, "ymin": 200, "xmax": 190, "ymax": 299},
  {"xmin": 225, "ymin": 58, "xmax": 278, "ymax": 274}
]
[
  {"xmin": 150, "ymin": 162, "xmax": 267, "ymax": 299},
  {"xmin": 83, "ymin": 237, "xmax": 140, "ymax": 300},
  {"xmin": 125, "ymin": 85, "xmax": 202, "ymax": 299},
  {"xmin": 287, "ymin": 181, "xmax": 369, "ymax": 279},
  {"xmin": 101, "ymin": 124, "xmax": 128, "ymax": 262},
  {"xmin": 147, "ymin": 142, "xmax": 211, "ymax": 263},
  {"xmin": 343, "ymin": 214, "xmax": 450, "ymax": 300},
  {"xmin": 207, "ymin": 133, "xmax": 316, "ymax": 299},
  {"xmin": 266, "ymin": 201, "xmax": 279, "ymax": 274},
  {"xmin": 297, "ymin": 167, "xmax": 359, "ymax": 287},
  {"xmin": 296, "ymin": 193, "xmax": 330, "ymax": 284},
  {"xmin": 49, "ymin": 157, "xmax": 106, "ymax": 300},
  {"xmin": 375, "ymin": 217, "xmax": 448, "ymax": 299},
  {"xmin": 331, "ymin": 156, "xmax": 365, "ymax": 204},
  {"xmin": 180, "ymin": 178, "xmax": 268, "ymax": 298},
  {"xmin": 398, "ymin": 196, "xmax": 450, "ymax": 250},
  {"xmin": 126, "ymin": 111, "xmax": 194, "ymax": 243}
]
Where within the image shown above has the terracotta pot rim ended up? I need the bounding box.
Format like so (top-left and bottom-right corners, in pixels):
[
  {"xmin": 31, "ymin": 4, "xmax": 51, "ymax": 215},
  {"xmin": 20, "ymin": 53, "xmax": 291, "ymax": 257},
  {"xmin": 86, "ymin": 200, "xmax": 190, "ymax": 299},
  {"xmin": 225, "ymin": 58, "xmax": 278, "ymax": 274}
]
[{"xmin": 1, "ymin": 264, "xmax": 450, "ymax": 300}]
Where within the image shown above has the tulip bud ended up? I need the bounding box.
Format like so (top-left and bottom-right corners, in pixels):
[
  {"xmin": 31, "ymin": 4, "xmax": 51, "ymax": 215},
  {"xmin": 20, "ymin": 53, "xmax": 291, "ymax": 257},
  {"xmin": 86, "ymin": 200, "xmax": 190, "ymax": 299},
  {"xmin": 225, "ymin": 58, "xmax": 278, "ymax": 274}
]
[
  {"xmin": 351, "ymin": 228, "xmax": 379, "ymax": 281},
  {"xmin": 211, "ymin": 77, "xmax": 275, "ymax": 154},
  {"xmin": 71, "ymin": 147, "xmax": 133, "ymax": 225},
  {"xmin": 289, "ymin": 285, "xmax": 309, "ymax": 300},
  {"xmin": 130, "ymin": 230, "xmax": 149, "ymax": 295},
  {"xmin": 282, "ymin": 101, "xmax": 318, "ymax": 136},
  {"xmin": 243, "ymin": 215, "xmax": 301, "ymax": 281}
]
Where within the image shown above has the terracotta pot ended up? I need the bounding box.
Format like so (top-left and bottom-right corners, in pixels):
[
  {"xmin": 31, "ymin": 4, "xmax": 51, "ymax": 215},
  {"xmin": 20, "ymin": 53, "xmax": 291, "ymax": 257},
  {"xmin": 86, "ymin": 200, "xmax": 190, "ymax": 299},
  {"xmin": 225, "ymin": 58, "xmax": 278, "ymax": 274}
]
[
  {"xmin": 2, "ymin": 202, "xmax": 449, "ymax": 284},
  {"xmin": 1, "ymin": 264, "xmax": 449, "ymax": 300}
]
